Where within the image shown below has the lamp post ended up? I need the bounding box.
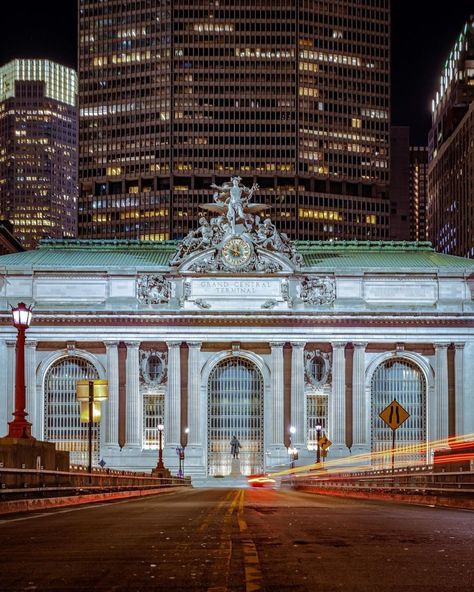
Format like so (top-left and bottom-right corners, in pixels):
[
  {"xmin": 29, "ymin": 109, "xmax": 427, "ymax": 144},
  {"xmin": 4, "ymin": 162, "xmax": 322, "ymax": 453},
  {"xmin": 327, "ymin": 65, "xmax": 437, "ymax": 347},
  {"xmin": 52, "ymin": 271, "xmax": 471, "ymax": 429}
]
[
  {"xmin": 157, "ymin": 423, "xmax": 165, "ymax": 470},
  {"xmin": 76, "ymin": 379, "xmax": 108, "ymax": 484},
  {"xmin": 315, "ymin": 424, "xmax": 322, "ymax": 465},
  {"xmin": 288, "ymin": 426, "xmax": 298, "ymax": 469},
  {"xmin": 7, "ymin": 302, "xmax": 33, "ymax": 439}
]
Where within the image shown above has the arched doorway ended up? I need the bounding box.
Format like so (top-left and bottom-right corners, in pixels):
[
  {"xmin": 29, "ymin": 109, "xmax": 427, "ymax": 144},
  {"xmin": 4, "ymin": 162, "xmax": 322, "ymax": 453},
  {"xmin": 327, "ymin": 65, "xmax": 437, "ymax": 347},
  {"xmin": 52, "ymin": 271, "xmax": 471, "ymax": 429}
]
[
  {"xmin": 371, "ymin": 358, "xmax": 426, "ymax": 466},
  {"xmin": 207, "ymin": 356, "xmax": 264, "ymax": 476},
  {"xmin": 44, "ymin": 356, "xmax": 100, "ymax": 466}
]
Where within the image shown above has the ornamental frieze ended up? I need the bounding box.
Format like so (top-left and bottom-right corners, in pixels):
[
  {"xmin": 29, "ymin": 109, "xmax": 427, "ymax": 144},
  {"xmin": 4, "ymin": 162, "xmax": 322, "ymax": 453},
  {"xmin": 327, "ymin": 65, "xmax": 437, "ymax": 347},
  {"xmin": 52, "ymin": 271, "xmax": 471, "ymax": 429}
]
[{"xmin": 299, "ymin": 276, "xmax": 336, "ymax": 305}]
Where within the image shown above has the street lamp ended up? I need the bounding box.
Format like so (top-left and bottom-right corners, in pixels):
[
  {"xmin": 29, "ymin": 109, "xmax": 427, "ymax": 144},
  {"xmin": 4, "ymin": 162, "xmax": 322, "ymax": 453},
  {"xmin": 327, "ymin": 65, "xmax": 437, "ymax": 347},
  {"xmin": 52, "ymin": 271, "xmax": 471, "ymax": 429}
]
[
  {"xmin": 76, "ymin": 380, "xmax": 108, "ymax": 483},
  {"xmin": 288, "ymin": 426, "xmax": 298, "ymax": 469},
  {"xmin": 7, "ymin": 302, "xmax": 33, "ymax": 439},
  {"xmin": 315, "ymin": 424, "xmax": 322, "ymax": 465},
  {"xmin": 156, "ymin": 423, "xmax": 165, "ymax": 470}
]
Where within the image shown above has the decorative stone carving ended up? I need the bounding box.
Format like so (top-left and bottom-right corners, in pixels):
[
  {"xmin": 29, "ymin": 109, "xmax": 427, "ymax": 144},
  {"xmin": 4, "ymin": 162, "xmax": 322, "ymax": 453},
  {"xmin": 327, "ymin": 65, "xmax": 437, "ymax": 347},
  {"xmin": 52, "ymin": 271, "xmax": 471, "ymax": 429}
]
[
  {"xmin": 262, "ymin": 299, "xmax": 278, "ymax": 309},
  {"xmin": 137, "ymin": 274, "xmax": 171, "ymax": 305},
  {"xmin": 179, "ymin": 280, "xmax": 192, "ymax": 307},
  {"xmin": 170, "ymin": 177, "xmax": 302, "ymax": 270},
  {"xmin": 281, "ymin": 279, "xmax": 293, "ymax": 308},
  {"xmin": 299, "ymin": 276, "xmax": 336, "ymax": 305},
  {"xmin": 194, "ymin": 298, "xmax": 211, "ymax": 309},
  {"xmin": 140, "ymin": 350, "xmax": 167, "ymax": 387},
  {"xmin": 304, "ymin": 349, "xmax": 332, "ymax": 388}
]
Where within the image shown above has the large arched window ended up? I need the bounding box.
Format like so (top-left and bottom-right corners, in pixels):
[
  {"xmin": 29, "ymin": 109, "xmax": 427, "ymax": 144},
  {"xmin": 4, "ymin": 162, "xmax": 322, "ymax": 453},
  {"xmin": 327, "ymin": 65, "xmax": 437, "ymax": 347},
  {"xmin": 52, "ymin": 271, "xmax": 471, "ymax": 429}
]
[
  {"xmin": 371, "ymin": 358, "xmax": 426, "ymax": 466},
  {"xmin": 208, "ymin": 357, "xmax": 264, "ymax": 476},
  {"xmin": 44, "ymin": 356, "xmax": 100, "ymax": 466}
]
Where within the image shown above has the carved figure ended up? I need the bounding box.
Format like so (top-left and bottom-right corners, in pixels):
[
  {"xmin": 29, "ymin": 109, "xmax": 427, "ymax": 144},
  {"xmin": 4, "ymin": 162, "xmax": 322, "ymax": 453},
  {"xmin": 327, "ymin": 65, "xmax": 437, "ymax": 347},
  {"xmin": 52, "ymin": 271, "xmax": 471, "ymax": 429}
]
[
  {"xmin": 137, "ymin": 275, "xmax": 171, "ymax": 305},
  {"xmin": 300, "ymin": 276, "xmax": 336, "ymax": 305}
]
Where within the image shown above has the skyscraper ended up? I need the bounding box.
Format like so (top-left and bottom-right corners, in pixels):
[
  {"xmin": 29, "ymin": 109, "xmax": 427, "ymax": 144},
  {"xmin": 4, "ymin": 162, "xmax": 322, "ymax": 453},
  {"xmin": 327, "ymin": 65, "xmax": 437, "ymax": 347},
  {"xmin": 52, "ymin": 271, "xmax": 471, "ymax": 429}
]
[
  {"xmin": 0, "ymin": 59, "xmax": 78, "ymax": 248},
  {"xmin": 78, "ymin": 0, "xmax": 390, "ymax": 242},
  {"xmin": 428, "ymin": 16, "xmax": 474, "ymax": 258},
  {"xmin": 409, "ymin": 146, "xmax": 428, "ymax": 242}
]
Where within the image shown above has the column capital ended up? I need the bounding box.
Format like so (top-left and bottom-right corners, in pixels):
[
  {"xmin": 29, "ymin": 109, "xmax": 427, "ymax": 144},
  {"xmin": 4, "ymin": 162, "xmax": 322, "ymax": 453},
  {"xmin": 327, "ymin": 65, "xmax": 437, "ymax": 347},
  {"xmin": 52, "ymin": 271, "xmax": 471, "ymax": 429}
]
[
  {"xmin": 270, "ymin": 341, "xmax": 285, "ymax": 349},
  {"xmin": 6, "ymin": 340, "xmax": 17, "ymax": 347},
  {"xmin": 434, "ymin": 342, "xmax": 450, "ymax": 350},
  {"xmin": 331, "ymin": 342, "xmax": 347, "ymax": 350},
  {"xmin": 124, "ymin": 341, "xmax": 140, "ymax": 349},
  {"xmin": 290, "ymin": 341, "xmax": 305, "ymax": 349},
  {"xmin": 352, "ymin": 342, "xmax": 368, "ymax": 349},
  {"xmin": 187, "ymin": 341, "xmax": 202, "ymax": 349},
  {"xmin": 167, "ymin": 341, "xmax": 182, "ymax": 349},
  {"xmin": 454, "ymin": 342, "xmax": 465, "ymax": 350},
  {"xmin": 105, "ymin": 341, "xmax": 120, "ymax": 349},
  {"xmin": 25, "ymin": 340, "xmax": 38, "ymax": 348}
]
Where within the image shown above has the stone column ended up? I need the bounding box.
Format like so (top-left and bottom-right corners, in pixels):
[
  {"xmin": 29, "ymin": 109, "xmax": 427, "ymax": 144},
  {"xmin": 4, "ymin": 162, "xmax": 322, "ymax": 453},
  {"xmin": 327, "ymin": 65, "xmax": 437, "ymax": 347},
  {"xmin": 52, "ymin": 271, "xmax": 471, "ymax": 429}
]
[
  {"xmin": 290, "ymin": 342, "xmax": 306, "ymax": 449},
  {"xmin": 268, "ymin": 342, "xmax": 286, "ymax": 465},
  {"xmin": 0, "ymin": 340, "xmax": 8, "ymax": 433},
  {"xmin": 25, "ymin": 340, "xmax": 38, "ymax": 438},
  {"xmin": 104, "ymin": 342, "xmax": 119, "ymax": 447},
  {"xmin": 165, "ymin": 343, "xmax": 181, "ymax": 452},
  {"xmin": 352, "ymin": 342, "xmax": 368, "ymax": 453},
  {"xmin": 454, "ymin": 343, "xmax": 465, "ymax": 438},
  {"xmin": 187, "ymin": 342, "xmax": 202, "ymax": 446},
  {"xmin": 434, "ymin": 343, "xmax": 449, "ymax": 444},
  {"xmin": 124, "ymin": 341, "xmax": 141, "ymax": 448},
  {"xmin": 330, "ymin": 343, "xmax": 347, "ymax": 453}
]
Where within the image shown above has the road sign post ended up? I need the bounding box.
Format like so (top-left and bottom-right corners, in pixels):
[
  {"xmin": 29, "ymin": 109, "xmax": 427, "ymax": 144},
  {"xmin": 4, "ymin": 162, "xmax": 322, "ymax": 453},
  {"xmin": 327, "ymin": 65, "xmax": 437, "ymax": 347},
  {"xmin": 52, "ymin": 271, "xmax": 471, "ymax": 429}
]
[{"xmin": 379, "ymin": 399, "xmax": 410, "ymax": 473}]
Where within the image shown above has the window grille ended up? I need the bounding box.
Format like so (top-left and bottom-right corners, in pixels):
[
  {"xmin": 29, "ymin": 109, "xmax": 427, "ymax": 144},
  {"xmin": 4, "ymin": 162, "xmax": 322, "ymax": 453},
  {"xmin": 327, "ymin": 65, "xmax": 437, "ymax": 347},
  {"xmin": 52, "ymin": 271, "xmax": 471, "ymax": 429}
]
[
  {"xmin": 208, "ymin": 357, "xmax": 264, "ymax": 476},
  {"xmin": 371, "ymin": 358, "xmax": 426, "ymax": 467},
  {"xmin": 306, "ymin": 393, "xmax": 328, "ymax": 450},
  {"xmin": 143, "ymin": 392, "xmax": 165, "ymax": 449},
  {"xmin": 44, "ymin": 356, "xmax": 100, "ymax": 466}
]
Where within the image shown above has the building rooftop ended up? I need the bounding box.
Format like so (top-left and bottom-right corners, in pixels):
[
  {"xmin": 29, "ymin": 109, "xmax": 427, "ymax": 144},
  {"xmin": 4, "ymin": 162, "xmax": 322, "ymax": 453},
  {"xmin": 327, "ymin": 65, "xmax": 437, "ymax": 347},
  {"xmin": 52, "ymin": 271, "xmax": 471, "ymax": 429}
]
[{"xmin": 0, "ymin": 239, "xmax": 473, "ymax": 273}]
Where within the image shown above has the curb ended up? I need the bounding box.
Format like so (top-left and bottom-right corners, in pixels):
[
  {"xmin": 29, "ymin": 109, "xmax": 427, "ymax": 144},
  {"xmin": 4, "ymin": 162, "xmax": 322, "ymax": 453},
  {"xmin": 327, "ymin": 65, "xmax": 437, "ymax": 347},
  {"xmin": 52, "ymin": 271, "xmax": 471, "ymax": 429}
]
[
  {"xmin": 0, "ymin": 486, "xmax": 185, "ymax": 516},
  {"xmin": 295, "ymin": 486, "xmax": 474, "ymax": 510}
]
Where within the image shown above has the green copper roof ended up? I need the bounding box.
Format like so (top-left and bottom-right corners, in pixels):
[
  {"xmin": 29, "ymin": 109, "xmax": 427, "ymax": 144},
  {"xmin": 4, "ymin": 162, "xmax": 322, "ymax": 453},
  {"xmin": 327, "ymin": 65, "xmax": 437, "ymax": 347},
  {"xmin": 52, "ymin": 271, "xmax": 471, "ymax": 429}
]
[
  {"xmin": 0, "ymin": 239, "xmax": 473, "ymax": 272},
  {"xmin": 0, "ymin": 240, "xmax": 178, "ymax": 269},
  {"xmin": 297, "ymin": 241, "xmax": 474, "ymax": 270}
]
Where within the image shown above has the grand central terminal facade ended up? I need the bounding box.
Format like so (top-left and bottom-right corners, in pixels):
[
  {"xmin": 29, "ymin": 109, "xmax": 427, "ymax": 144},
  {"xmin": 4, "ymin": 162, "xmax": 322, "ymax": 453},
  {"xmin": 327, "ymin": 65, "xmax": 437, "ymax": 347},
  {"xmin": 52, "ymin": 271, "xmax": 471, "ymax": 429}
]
[{"xmin": 0, "ymin": 179, "xmax": 473, "ymax": 478}]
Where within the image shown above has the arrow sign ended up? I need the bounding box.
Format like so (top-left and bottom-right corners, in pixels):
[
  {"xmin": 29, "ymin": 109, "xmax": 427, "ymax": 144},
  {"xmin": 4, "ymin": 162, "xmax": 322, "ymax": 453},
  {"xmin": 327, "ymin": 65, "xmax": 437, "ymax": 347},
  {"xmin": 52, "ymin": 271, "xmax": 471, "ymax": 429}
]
[
  {"xmin": 379, "ymin": 399, "xmax": 410, "ymax": 430},
  {"xmin": 317, "ymin": 435, "xmax": 332, "ymax": 451}
]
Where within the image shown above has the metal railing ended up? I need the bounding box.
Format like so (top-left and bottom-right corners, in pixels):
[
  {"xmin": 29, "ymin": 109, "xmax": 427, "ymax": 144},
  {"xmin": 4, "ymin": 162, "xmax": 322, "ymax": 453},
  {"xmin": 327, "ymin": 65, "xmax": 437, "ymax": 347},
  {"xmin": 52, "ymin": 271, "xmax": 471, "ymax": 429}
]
[{"xmin": 284, "ymin": 465, "xmax": 474, "ymax": 497}]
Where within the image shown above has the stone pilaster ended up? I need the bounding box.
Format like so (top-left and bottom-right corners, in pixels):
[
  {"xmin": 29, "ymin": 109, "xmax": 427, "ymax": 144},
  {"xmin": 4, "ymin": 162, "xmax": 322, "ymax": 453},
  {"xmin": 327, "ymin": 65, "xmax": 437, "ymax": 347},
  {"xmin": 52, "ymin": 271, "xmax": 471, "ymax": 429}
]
[
  {"xmin": 104, "ymin": 342, "xmax": 119, "ymax": 447},
  {"xmin": 124, "ymin": 341, "xmax": 141, "ymax": 447},
  {"xmin": 187, "ymin": 342, "xmax": 202, "ymax": 446},
  {"xmin": 290, "ymin": 342, "xmax": 305, "ymax": 449},
  {"xmin": 330, "ymin": 343, "xmax": 347, "ymax": 454},
  {"xmin": 434, "ymin": 343, "xmax": 449, "ymax": 444},
  {"xmin": 165, "ymin": 343, "xmax": 181, "ymax": 468},
  {"xmin": 25, "ymin": 340, "xmax": 38, "ymax": 438},
  {"xmin": 352, "ymin": 342, "xmax": 368, "ymax": 453},
  {"xmin": 454, "ymin": 343, "xmax": 465, "ymax": 438},
  {"xmin": 268, "ymin": 342, "xmax": 286, "ymax": 466}
]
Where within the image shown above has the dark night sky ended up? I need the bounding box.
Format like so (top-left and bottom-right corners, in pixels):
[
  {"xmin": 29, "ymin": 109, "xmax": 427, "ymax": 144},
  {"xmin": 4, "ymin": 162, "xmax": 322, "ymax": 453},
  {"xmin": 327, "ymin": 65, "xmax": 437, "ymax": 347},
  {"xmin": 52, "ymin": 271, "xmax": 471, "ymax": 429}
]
[{"xmin": 0, "ymin": 1, "xmax": 472, "ymax": 145}]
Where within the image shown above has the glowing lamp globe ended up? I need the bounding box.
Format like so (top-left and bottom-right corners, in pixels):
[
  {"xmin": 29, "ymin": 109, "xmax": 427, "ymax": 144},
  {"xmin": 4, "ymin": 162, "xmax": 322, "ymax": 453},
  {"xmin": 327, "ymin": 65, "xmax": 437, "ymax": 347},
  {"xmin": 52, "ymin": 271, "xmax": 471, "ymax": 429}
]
[{"xmin": 11, "ymin": 302, "xmax": 33, "ymax": 329}]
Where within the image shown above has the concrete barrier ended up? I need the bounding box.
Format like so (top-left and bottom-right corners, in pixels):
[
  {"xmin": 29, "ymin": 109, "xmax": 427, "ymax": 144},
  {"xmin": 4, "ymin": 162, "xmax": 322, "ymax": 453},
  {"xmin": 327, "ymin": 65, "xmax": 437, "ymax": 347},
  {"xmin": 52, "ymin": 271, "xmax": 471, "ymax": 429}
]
[{"xmin": 0, "ymin": 486, "xmax": 182, "ymax": 516}]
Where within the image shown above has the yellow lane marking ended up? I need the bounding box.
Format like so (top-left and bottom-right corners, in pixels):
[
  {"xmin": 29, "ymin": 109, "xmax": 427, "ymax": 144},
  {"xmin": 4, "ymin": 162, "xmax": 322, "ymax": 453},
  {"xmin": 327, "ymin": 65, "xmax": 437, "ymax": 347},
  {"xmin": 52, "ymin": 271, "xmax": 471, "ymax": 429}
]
[{"xmin": 237, "ymin": 490, "xmax": 264, "ymax": 592}]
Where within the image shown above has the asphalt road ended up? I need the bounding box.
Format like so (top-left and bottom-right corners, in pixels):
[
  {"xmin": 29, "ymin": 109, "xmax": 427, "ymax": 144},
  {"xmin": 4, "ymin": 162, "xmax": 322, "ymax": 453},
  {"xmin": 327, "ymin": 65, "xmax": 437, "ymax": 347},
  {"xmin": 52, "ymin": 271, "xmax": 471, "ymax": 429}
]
[{"xmin": 0, "ymin": 487, "xmax": 472, "ymax": 592}]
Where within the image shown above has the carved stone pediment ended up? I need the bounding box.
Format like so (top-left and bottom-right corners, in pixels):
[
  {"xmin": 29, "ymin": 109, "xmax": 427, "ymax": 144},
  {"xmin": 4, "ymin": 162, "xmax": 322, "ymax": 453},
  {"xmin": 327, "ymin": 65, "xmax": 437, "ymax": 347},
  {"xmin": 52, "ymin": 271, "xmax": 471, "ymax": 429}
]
[{"xmin": 137, "ymin": 274, "xmax": 172, "ymax": 305}]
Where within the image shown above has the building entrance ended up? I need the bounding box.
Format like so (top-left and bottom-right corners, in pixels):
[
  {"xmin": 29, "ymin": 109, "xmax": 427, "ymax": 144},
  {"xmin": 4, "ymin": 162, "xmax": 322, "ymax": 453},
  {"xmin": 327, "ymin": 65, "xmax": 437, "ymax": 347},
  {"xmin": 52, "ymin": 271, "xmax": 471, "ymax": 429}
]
[{"xmin": 207, "ymin": 356, "xmax": 264, "ymax": 476}]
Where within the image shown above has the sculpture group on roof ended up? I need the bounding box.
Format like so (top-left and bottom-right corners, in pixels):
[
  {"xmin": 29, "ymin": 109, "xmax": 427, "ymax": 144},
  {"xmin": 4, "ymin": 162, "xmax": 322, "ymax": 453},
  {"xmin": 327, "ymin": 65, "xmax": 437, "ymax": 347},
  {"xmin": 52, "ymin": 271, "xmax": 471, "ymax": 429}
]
[{"xmin": 170, "ymin": 176, "xmax": 302, "ymax": 268}]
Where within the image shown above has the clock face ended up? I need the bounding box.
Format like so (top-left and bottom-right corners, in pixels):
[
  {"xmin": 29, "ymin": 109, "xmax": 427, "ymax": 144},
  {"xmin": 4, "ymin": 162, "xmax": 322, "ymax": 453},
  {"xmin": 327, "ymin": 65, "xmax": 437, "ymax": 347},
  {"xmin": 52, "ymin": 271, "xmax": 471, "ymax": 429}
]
[{"xmin": 222, "ymin": 237, "xmax": 252, "ymax": 268}]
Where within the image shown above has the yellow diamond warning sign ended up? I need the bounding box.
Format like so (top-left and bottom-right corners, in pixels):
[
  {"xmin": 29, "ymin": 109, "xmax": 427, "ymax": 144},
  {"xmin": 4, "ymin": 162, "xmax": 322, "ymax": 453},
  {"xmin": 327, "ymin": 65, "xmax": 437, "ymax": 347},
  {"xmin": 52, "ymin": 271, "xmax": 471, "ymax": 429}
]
[
  {"xmin": 317, "ymin": 435, "xmax": 332, "ymax": 451},
  {"xmin": 379, "ymin": 399, "xmax": 410, "ymax": 430}
]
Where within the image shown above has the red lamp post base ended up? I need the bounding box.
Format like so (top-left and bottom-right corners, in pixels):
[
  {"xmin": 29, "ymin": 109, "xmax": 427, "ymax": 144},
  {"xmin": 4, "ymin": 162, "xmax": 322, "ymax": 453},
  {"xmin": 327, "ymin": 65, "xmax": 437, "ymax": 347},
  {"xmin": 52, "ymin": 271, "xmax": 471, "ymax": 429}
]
[{"xmin": 7, "ymin": 418, "xmax": 33, "ymax": 439}]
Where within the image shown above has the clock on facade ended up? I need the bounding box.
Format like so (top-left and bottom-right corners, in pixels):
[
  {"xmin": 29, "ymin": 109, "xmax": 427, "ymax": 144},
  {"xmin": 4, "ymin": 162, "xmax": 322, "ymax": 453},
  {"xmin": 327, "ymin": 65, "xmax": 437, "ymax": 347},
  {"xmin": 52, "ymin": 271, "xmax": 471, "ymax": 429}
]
[{"xmin": 221, "ymin": 236, "xmax": 253, "ymax": 268}]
